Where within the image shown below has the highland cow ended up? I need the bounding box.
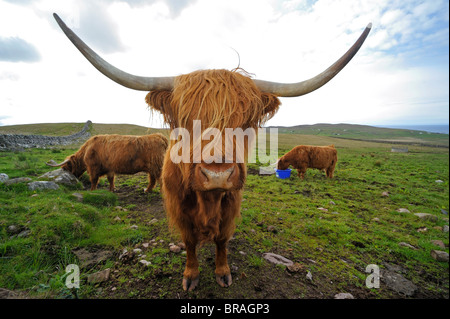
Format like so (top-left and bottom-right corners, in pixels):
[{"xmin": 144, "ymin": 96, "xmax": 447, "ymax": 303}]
[
  {"xmin": 278, "ymin": 145, "xmax": 338, "ymax": 179},
  {"xmin": 47, "ymin": 133, "xmax": 168, "ymax": 192},
  {"xmin": 53, "ymin": 13, "xmax": 371, "ymax": 291}
]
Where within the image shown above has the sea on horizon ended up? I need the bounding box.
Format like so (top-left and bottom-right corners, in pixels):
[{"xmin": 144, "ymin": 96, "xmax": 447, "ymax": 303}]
[{"xmin": 375, "ymin": 124, "xmax": 449, "ymax": 135}]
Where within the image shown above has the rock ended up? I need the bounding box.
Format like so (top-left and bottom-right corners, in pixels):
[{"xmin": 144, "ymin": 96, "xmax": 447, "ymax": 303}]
[
  {"xmin": 17, "ymin": 229, "xmax": 31, "ymax": 238},
  {"xmin": 381, "ymin": 191, "xmax": 389, "ymax": 197},
  {"xmin": 441, "ymin": 209, "xmax": 448, "ymax": 215},
  {"xmin": 133, "ymin": 248, "xmax": 142, "ymax": 254},
  {"xmin": 5, "ymin": 177, "xmax": 32, "ymax": 185},
  {"xmin": 372, "ymin": 217, "xmax": 380, "ymax": 222},
  {"xmin": 416, "ymin": 227, "xmax": 427, "ymax": 233},
  {"xmin": 317, "ymin": 207, "xmax": 328, "ymax": 212},
  {"xmin": 130, "ymin": 225, "xmax": 139, "ymax": 230},
  {"xmin": 381, "ymin": 269, "xmax": 417, "ymax": 296},
  {"xmin": 177, "ymin": 242, "xmax": 186, "ymax": 249},
  {"xmin": 113, "ymin": 216, "xmax": 121, "ymax": 222},
  {"xmin": 398, "ymin": 242, "xmax": 418, "ymax": 250},
  {"xmin": 414, "ymin": 213, "xmax": 438, "ymax": 222},
  {"xmin": 262, "ymin": 253, "xmax": 293, "ymax": 266},
  {"xmin": 443, "ymin": 225, "xmax": 449, "ymax": 233},
  {"xmin": 71, "ymin": 192, "xmax": 83, "ymax": 202},
  {"xmin": 149, "ymin": 218, "xmax": 158, "ymax": 224},
  {"xmin": 306, "ymin": 271, "xmax": 313, "ymax": 281},
  {"xmin": 329, "ymin": 201, "xmax": 336, "ymax": 205},
  {"xmin": 7, "ymin": 225, "xmax": 21, "ymax": 235},
  {"xmin": 87, "ymin": 268, "xmax": 111, "ymax": 284},
  {"xmin": 430, "ymin": 240, "xmax": 445, "ymax": 249},
  {"xmin": 72, "ymin": 248, "xmax": 114, "ymax": 269},
  {"xmin": 39, "ymin": 168, "xmax": 78, "ymax": 186},
  {"xmin": 397, "ymin": 208, "xmax": 410, "ymax": 213},
  {"xmin": 139, "ymin": 260, "xmax": 151, "ymax": 267},
  {"xmin": 169, "ymin": 245, "xmax": 181, "ymax": 253},
  {"xmin": 28, "ymin": 181, "xmax": 59, "ymax": 191},
  {"xmin": 435, "ymin": 180, "xmax": 443, "ymax": 183},
  {"xmin": 286, "ymin": 262, "xmax": 304, "ymax": 273},
  {"xmin": 142, "ymin": 242, "xmax": 150, "ymax": 249},
  {"xmin": 431, "ymin": 250, "xmax": 449, "ymax": 262},
  {"xmin": 239, "ymin": 251, "xmax": 247, "ymax": 256},
  {"xmin": 0, "ymin": 173, "xmax": 9, "ymax": 183},
  {"xmin": 334, "ymin": 293, "xmax": 354, "ymax": 299}
]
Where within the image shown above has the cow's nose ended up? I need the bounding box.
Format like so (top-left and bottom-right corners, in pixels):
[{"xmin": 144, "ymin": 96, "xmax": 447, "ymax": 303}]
[{"xmin": 197, "ymin": 163, "xmax": 237, "ymax": 190}]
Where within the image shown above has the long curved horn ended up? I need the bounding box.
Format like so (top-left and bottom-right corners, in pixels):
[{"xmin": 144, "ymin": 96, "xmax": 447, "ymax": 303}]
[
  {"xmin": 253, "ymin": 23, "xmax": 372, "ymax": 97},
  {"xmin": 53, "ymin": 13, "xmax": 174, "ymax": 91},
  {"xmin": 46, "ymin": 159, "xmax": 69, "ymax": 167}
]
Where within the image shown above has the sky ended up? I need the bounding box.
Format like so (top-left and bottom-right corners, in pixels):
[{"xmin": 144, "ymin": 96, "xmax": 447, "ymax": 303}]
[{"xmin": 0, "ymin": 0, "xmax": 448, "ymax": 128}]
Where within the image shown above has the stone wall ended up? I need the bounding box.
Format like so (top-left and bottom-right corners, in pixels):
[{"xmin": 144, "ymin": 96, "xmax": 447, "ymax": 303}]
[{"xmin": 0, "ymin": 121, "xmax": 92, "ymax": 151}]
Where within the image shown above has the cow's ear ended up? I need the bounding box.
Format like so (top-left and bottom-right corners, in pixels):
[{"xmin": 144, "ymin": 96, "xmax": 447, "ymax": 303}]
[
  {"xmin": 145, "ymin": 91, "xmax": 176, "ymax": 127},
  {"xmin": 261, "ymin": 93, "xmax": 281, "ymax": 119}
]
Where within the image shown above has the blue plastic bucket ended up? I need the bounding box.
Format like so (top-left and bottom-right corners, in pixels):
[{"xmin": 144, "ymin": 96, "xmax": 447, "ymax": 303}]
[{"xmin": 276, "ymin": 169, "xmax": 291, "ymax": 179}]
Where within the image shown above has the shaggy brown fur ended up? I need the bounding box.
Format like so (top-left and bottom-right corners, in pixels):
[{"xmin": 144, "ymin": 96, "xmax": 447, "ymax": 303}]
[
  {"xmin": 58, "ymin": 133, "xmax": 168, "ymax": 192},
  {"xmin": 278, "ymin": 145, "xmax": 338, "ymax": 179},
  {"xmin": 145, "ymin": 69, "xmax": 280, "ymax": 291}
]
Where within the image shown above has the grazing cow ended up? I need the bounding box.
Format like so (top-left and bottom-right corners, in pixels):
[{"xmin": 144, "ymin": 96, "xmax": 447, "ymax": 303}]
[
  {"xmin": 47, "ymin": 133, "xmax": 168, "ymax": 192},
  {"xmin": 53, "ymin": 13, "xmax": 371, "ymax": 290},
  {"xmin": 278, "ymin": 145, "xmax": 338, "ymax": 179}
]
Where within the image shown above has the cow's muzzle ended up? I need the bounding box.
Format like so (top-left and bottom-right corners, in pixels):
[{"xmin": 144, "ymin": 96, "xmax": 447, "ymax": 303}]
[{"xmin": 194, "ymin": 163, "xmax": 240, "ymax": 191}]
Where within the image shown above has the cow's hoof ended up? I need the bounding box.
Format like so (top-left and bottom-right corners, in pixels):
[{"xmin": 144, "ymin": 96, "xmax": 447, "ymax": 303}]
[
  {"xmin": 182, "ymin": 276, "xmax": 199, "ymax": 291},
  {"xmin": 216, "ymin": 273, "xmax": 232, "ymax": 288}
]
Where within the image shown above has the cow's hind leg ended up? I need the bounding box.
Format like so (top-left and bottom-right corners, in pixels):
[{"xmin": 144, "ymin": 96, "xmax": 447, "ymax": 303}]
[
  {"xmin": 182, "ymin": 238, "xmax": 199, "ymax": 292},
  {"xmin": 144, "ymin": 173, "xmax": 156, "ymax": 192},
  {"xmin": 214, "ymin": 238, "xmax": 232, "ymax": 287},
  {"xmin": 89, "ymin": 173, "xmax": 99, "ymax": 191},
  {"xmin": 107, "ymin": 173, "xmax": 115, "ymax": 191}
]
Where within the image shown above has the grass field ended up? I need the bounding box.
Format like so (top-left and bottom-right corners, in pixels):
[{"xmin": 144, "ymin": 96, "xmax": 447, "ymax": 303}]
[{"xmin": 0, "ymin": 123, "xmax": 448, "ymax": 299}]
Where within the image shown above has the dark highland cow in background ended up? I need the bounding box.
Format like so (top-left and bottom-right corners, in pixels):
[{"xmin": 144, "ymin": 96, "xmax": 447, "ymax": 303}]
[
  {"xmin": 47, "ymin": 133, "xmax": 168, "ymax": 192},
  {"xmin": 53, "ymin": 13, "xmax": 371, "ymax": 291},
  {"xmin": 278, "ymin": 145, "xmax": 338, "ymax": 179}
]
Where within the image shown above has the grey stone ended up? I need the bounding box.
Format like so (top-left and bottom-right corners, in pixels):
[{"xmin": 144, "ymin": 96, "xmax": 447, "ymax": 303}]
[
  {"xmin": 396, "ymin": 208, "xmax": 411, "ymax": 213},
  {"xmin": 169, "ymin": 245, "xmax": 181, "ymax": 253},
  {"xmin": 431, "ymin": 250, "xmax": 449, "ymax": 262},
  {"xmin": 398, "ymin": 242, "xmax": 418, "ymax": 250},
  {"xmin": 381, "ymin": 269, "xmax": 418, "ymax": 296},
  {"xmin": 87, "ymin": 268, "xmax": 111, "ymax": 284},
  {"xmin": 39, "ymin": 168, "xmax": 78, "ymax": 186},
  {"xmin": 28, "ymin": 181, "xmax": 59, "ymax": 191},
  {"xmin": 262, "ymin": 253, "xmax": 293, "ymax": 266},
  {"xmin": 334, "ymin": 293, "xmax": 354, "ymax": 299},
  {"xmin": 0, "ymin": 173, "xmax": 8, "ymax": 183},
  {"xmin": 72, "ymin": 248, "xmax": 114, "ymax": 269}
]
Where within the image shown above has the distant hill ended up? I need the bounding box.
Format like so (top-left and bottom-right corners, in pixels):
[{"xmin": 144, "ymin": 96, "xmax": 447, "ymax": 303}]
[
  {"xmin": 269, "ymin": 123, "xmax": 449, "ymax": 148},
  {"xmin": 1, "ymin": 122, "xmax": 447, "ymax": 148}
]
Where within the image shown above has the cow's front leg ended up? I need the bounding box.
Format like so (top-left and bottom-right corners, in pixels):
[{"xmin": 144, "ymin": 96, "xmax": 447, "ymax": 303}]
[
  {"xmin": 214, "ymin": 239, "xmax": 232, "ymax": 288},
  {"xmin": 182, "ymin": 239, "xmax": 199, "ymax": 291}
]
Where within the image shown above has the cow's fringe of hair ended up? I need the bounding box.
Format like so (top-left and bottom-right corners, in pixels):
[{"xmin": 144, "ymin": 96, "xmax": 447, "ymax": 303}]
[{"xmin": 145, "ymin": 69, "xmax": 280, "ymax": 132}]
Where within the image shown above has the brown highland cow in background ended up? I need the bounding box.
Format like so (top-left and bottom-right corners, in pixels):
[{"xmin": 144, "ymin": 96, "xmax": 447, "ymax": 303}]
[
  {"xmin": 278, "ymin": 145, "xmax": 338, "ymax": 179},
  {"xmin": 47, "ymin": 133, "xmax": 168, "ymax": 192}
]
